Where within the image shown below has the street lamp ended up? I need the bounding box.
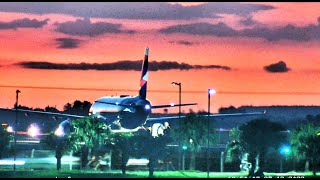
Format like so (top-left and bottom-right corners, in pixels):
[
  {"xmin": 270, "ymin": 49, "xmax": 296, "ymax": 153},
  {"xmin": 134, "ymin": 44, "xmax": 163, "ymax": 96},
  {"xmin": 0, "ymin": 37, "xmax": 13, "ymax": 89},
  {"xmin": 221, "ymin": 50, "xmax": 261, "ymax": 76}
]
[
  {"xmin": 14, "ymin": 89, "xmax": 21, "ymax": 172},
  {"xmin": 171, "ymin": 82, "xmax": 181, "ymax": 118},
  {"xmin": 207, "ymin": 88, "xmax": 216, "ymax": 178},
  {"xmin": 279, "ymin": 145, "xmax": 291, "ymax": 173},
  {"xmin": 172, "ymin": 81, "xmax": 181, "ymax": 170}
]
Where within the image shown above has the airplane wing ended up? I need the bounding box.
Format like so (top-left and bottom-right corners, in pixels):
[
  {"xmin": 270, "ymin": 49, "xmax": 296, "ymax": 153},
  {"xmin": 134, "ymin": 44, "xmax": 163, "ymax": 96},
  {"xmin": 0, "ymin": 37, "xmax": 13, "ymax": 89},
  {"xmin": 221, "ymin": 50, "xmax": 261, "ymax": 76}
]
[
  {"xmin": 94, "ymin": 100, "xmax": 131, "ymax": 108},
  {"xmin": 95, "ymin": 101, "xmax": 197, "ymax": 109},
  {"xmin": 147, "ymin": 111, "xmax": 266, "ymax": 123},
  {"xmin": 0, "ymin": 108, "xmax": 86, "ymax": 118},
  {"xmin": 151, "ymin": 103, "xmax": 197, "ymax": 109}
]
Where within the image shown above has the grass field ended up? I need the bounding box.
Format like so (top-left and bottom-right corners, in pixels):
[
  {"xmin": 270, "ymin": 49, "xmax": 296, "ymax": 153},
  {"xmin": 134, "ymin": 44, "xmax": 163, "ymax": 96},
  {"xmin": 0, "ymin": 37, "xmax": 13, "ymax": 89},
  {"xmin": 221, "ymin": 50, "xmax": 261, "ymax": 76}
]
[{"xmin": 0, "ymin": 169, "xmax": 318, "ymax": 178}]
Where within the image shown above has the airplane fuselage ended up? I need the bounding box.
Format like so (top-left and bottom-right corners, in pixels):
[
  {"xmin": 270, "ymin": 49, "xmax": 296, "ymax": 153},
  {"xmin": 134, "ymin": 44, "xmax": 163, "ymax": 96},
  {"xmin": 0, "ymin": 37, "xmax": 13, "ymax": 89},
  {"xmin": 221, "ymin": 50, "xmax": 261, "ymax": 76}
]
[{"xmin": 89, "ymin": 95, "xmax": 152, "ymax": 130}]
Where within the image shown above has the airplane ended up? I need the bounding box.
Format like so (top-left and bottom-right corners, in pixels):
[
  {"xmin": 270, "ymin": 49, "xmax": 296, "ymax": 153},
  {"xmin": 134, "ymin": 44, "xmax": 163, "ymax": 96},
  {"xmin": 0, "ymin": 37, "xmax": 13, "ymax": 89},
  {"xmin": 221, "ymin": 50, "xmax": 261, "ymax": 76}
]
[{"xmin": 0, "ymin": 47, "xmax": 266, "ymax": 137}]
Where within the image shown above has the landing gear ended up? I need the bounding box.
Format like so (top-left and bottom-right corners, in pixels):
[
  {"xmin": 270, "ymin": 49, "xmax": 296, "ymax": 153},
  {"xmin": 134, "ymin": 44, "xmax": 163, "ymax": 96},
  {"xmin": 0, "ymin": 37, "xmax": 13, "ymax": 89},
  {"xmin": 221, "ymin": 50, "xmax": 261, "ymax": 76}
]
[{"xmin": 149, "ymin": 122, "xmax": 170, "ymax": 138}]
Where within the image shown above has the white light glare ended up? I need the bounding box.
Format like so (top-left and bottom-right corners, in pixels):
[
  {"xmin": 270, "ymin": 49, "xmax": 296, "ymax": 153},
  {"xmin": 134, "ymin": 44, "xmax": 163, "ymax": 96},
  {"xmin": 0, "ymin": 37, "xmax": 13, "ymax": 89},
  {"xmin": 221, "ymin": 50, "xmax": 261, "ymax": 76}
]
[
  {"xmin": 208, "ymin": 89, "xmax": 216, "ymax": 95},
  {"xmin": 0, "ymin": 160, "xmax": 25, "ymax": 165},
  {"xmin": 7, "ymin": 126, "xmax": 13, "ymax": 133},
  {"xmin": 27, "ymin": 124, "xmax": 40, "ymax": 137},
  {"xmin": 145, "ymin": 104, "xmax": 151, "ymax": 110},
  {"xmin": 54, "ymin": 126, "xmax": 64, "ymax": 137},
  {"xmin": 170, "ymin": 103, "xmax": 174, "ymax": 107}
]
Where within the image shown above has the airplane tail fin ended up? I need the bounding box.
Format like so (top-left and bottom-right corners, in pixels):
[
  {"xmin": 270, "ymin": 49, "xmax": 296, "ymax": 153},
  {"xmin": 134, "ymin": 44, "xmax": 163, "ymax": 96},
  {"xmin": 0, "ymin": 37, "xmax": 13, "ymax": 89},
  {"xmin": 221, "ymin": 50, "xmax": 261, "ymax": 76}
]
[{"xmin": 139, "ymin": 47, "xmax": 149, "ymax": 100}]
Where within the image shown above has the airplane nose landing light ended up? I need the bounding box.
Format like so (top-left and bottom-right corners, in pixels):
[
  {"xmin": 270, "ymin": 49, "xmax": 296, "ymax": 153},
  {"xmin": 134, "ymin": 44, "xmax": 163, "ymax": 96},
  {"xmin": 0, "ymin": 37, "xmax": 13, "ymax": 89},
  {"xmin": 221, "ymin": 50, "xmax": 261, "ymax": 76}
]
[
  {"xmin": 54, "ymin": 126, "xmax": 64, "ymax": 137},
  {"xmin": 144, "ymin": 104, "xmax": 151, "ymax": 110}
]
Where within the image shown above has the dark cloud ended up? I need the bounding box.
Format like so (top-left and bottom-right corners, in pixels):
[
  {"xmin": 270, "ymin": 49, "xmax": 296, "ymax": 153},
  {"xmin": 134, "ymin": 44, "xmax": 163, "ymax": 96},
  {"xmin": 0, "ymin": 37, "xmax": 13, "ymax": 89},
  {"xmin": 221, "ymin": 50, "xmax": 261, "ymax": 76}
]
[
  {"xmin": 17, "ymin": 60, "xmax": 231, "ymax": 71},
  {"xmin": 160, "ymin": 20, "xmax": 320, "ymax": 42},
  {"xmin": 239, "ymin": 16, "xmax": 257, "ymax": 26},
  {"xmin": 160, "ymin": 22, "xmax": 239, "ymax": 37},
  {"xmin": 0, "ymin": 2, "xmax": 273, "ymax": 20},
  {"xmin": 55, "ymin": 18, "xmax": 134, "ymax": 36},
  {"xmin": 169, "ymin": 40, "xmax": 198, "ymax": 46},
  {"xmin": 0, "ymin": 18, "xmax": 48, "ymax": 29},
  {"xmin": 199, "ymin": 2, "xmax": 274, "ymax": 16},
  {"xmin": 55, "ymin": 38, "xmax": 81, "ymax": 49},
  {"xmin": 242, "ymin": 24, "xmax": 312, "ymax": 41},
  {"xmin": 264, "ymin": 61, "xmax": 290, "ymax": 73}
]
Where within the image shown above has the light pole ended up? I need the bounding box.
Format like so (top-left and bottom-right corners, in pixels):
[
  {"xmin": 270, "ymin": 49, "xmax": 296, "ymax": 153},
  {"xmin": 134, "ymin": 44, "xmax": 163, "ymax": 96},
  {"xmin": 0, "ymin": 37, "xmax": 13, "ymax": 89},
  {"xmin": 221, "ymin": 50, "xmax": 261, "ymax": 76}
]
[
  {"xmin": 207, "ymin": 88, "xmax": 216, "ymax": 178},
  {"xmin": 14, "ymin": 89, "xmax": 21, "ymax": 172},
  {"xmin": 171, "ymin": 82, "xmax": 181, "ymax": 119},
  {"xmin": 279, "ymin": 145, "xmax": 291, "ymax": 173},
  {"xmin": 172, "ymin": 82, "xmax": 181, "ymax": 170}
]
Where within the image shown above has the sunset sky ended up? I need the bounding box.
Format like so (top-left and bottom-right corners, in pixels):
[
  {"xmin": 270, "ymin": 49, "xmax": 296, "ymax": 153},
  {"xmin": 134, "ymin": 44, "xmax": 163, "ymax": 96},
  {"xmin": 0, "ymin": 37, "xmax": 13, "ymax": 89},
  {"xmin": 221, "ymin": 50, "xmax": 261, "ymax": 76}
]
[{"xmin": 0, "ymin": 2, "xmax": 320, "ymax": 114}]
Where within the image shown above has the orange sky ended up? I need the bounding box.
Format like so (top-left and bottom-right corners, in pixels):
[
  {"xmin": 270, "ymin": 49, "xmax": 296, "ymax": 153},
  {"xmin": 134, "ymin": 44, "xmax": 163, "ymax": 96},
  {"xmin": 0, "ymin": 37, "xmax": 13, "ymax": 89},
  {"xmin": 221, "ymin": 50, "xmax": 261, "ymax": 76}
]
[{"xmin": 0, "ymin": 2, "xmax": 320, "ymax": 113}]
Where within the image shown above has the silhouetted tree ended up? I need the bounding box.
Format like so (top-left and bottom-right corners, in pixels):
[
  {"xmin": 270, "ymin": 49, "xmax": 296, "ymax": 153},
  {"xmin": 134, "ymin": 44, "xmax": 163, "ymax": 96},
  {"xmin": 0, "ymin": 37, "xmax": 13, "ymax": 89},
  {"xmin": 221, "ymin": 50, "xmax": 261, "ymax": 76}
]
[
  {"xmin": 45, "ymin": 106, "xmax": 59, "ymax": 113},
  {"xmin": 63, "ymin": 100, "xmax": 92, "ymax": 116},
  {"xmin": 63, "ymin": 103, "xmax": 72, "ymax": 111},
  {"xmin": 238, "ymin": 118, "xmax": 286, "ymax": 177},
  {"xmin": 219, "ymin": 106, "xmax": 245, "ymax": 114},
  {"xmin": 15, "ymin": 105, "xmax": 33, "ymax": 110}
]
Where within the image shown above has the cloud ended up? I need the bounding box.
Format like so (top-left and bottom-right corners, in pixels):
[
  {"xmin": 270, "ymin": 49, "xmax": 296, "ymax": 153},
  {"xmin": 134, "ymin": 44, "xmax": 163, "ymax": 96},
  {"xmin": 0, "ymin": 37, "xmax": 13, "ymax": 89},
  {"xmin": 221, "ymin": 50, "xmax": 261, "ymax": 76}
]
[
  {"xmin": 55, "ymin": 38, "xmax": 81, "ymax": 49},
  {"xmin": 160, "ymin": 20, "xmax": 320, "ymax": 42},
  {"xmin": 264, "ymin": 61, "xmax": 290, "ymax": 73},
  {"xmin": 17, "ymin": 60, "xmax": 231, "ymax": 71},
  {"xmin": 160, "ymin": 22, "xmax": 239, "ymax": 37},
  {"xmin": 199, "ymin": 2, "xmax": 274, "ymax": 16},
  {"xmin": 169, "ymin": 40, "xmax": 198, "ymax": 46},
  {"xmin": 0, "ymin": 2, "xmax": 274, "ymax": 20},
  {"xmin": 242, "ymin": 25, "xmax": 310, "ymax": 41},
  {"xmin": 239, "ymin": 16, "xmax": 258, "ymax": 26},
  {"xmin": 55, "ymin": 18, "xmax": 134, "ymax": 36},
  {"xmin": 0, "ymin": 18, "xmax": 49, "ymax": 29}
]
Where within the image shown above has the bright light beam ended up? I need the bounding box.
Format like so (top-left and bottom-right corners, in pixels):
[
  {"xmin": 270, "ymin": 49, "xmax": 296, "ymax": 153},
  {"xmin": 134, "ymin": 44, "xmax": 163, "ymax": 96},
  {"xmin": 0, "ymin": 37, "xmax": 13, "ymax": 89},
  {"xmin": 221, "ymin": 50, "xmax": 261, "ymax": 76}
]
[{"xmin": 27, "ymin": 124, "xmax": 40, "ymax": 137}]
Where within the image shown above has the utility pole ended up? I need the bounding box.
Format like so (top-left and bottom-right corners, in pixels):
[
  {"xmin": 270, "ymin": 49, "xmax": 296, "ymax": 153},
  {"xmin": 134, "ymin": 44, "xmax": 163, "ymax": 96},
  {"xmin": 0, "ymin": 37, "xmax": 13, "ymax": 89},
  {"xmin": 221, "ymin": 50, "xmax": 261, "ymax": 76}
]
[
  {"xmin": 207, "ymin": 89, "xmax": 216, "ymax": 178},
  {"xmin": 14, "ymin": 89, "xmax": 21, "ymax": 172},
  {"xmin": 207, "ymin": 90, "xmax": 210, "ymax": 178},
  {"xmin": 172, "ymin": 82, "xmax": 181, "ymax": 170}
]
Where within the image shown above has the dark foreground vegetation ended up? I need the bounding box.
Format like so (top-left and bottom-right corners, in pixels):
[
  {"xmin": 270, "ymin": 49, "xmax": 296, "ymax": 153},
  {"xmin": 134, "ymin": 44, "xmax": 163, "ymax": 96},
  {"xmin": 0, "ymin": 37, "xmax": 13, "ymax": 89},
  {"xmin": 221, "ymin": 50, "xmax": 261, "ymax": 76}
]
[{"xmin": 0, "ymin": 169, "xmax": 317, "ymax": 178}]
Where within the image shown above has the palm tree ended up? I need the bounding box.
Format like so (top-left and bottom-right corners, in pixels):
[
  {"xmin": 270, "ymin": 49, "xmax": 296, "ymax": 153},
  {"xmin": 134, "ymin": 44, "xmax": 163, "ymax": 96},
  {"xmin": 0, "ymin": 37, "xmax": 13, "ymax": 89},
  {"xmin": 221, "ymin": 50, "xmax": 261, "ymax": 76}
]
[
  {"xmin": 291, "ymin": 122, "xmax": 320, "ymax": 176},
  {"xmin": 68, "ymin": 117, "xmax": 111, "ymax": 169},
  {"xmin": 171, "ymin": 112, "xmax": 215, "ymax": 170}
]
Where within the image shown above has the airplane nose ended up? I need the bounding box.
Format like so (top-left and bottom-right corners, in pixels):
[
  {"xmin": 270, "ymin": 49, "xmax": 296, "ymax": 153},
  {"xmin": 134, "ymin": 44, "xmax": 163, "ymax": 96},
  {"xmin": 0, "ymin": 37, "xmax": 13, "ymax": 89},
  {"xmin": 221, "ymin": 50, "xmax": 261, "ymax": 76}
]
[
  {"xmin": 54, "ymin": 125, "xmax": 65, "ymax": 137},
  {"xmin": 55, "ymin": 119, "xmax": 71, "ymax": 137}
]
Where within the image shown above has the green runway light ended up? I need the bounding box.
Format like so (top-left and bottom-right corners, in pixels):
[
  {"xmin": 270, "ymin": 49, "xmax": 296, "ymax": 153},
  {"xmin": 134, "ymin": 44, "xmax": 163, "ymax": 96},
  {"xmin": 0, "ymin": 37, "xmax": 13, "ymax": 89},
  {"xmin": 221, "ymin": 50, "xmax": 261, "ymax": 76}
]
[{"xmin": 182, "ymin": 145, "xmax": 187, "ymax": 150}]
